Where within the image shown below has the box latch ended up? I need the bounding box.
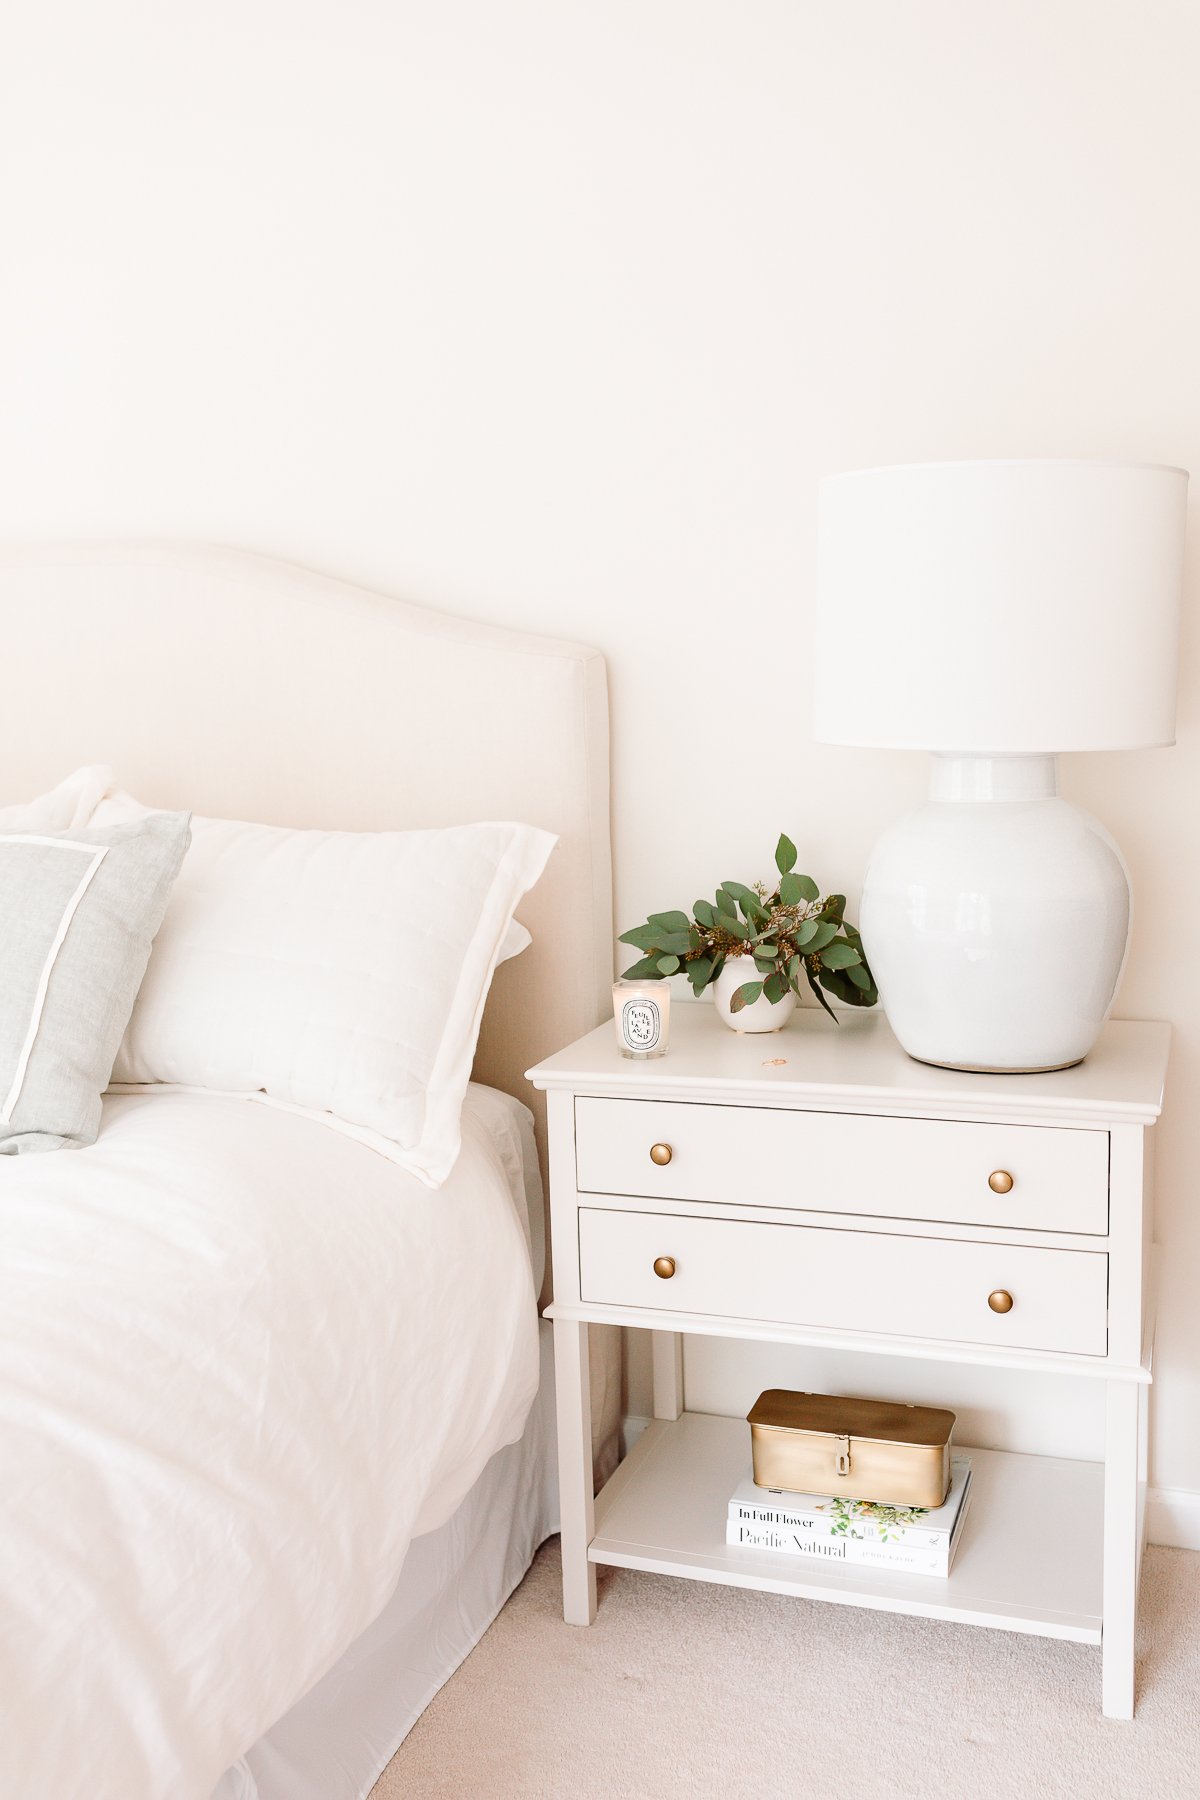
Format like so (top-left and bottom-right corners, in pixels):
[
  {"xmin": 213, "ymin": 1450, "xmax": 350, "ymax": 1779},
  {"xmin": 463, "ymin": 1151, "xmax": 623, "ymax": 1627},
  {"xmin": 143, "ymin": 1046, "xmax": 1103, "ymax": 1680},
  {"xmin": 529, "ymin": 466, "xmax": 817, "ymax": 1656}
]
[{"xmin": 836, "ymin": 1434, "xmax": 852, "ymax": 1478}]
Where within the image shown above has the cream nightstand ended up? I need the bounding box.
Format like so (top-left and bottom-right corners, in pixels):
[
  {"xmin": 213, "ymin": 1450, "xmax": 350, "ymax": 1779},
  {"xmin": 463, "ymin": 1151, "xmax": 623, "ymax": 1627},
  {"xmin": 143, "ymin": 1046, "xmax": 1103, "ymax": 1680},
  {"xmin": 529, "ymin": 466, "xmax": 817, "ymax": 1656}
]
[{"xmin": 527, "ymin": 1005, "xmax": 1170, "ymax": 1720}]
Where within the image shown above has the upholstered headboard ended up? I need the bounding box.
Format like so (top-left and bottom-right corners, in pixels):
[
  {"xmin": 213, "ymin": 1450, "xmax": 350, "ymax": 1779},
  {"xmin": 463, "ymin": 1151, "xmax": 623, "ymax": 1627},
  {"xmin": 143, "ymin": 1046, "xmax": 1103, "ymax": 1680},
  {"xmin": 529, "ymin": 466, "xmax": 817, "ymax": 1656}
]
[{"xmin": 0, "ymin": 541, "xmax": 614, "ymax": 1178}]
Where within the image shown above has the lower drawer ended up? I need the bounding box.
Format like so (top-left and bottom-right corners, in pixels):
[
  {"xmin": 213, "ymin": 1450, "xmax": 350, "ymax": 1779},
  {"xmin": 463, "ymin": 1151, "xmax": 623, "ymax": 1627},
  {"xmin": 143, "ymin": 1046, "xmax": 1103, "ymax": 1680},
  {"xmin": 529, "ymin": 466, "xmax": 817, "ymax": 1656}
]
[{"xmin": 578, "ymin": 1207, "xmax": 1108, "ymax": 1357}]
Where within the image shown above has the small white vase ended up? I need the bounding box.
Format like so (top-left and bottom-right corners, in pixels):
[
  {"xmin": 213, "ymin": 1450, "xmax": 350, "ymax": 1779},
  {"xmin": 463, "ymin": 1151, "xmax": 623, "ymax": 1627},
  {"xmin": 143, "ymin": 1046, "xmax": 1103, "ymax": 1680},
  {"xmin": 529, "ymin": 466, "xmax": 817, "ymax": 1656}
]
[{"xmin": 712, "ymin": 959, "xmax": 796, "ymax": 1034}]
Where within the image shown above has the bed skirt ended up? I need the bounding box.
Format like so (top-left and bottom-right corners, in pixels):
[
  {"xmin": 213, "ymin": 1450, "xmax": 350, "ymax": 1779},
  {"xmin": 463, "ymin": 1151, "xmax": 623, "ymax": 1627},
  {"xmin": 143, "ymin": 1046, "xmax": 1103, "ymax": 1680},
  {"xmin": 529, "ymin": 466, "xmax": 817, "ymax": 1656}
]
[{"xmin": 212, "ymin": 1320, "xmax": 559, "ymax": 1800}]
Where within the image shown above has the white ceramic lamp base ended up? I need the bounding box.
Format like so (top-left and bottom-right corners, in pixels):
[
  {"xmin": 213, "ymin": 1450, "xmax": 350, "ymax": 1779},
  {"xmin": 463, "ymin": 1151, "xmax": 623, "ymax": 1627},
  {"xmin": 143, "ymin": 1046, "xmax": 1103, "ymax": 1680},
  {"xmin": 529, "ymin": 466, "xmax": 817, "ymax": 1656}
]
[{"xmin": 860, "ymin": 756, "xmax": 1131, "ymax": 1073}]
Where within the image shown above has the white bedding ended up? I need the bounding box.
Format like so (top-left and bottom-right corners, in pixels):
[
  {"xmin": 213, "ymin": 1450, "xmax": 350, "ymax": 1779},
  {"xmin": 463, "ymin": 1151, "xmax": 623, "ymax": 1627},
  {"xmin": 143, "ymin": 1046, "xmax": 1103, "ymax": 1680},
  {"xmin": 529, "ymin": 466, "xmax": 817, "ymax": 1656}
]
[{"xmin": 0, "ymin": 1085, "xmax": 541, "ymax": 1800}]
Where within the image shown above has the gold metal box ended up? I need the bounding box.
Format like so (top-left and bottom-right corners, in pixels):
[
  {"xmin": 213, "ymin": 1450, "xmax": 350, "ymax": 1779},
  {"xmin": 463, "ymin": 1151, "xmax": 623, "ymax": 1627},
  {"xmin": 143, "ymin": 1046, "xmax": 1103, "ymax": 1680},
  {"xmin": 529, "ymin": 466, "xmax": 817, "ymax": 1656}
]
[{"xmin": 747, "ymin": 1390, "xmax": 955, "ymax": 1508}]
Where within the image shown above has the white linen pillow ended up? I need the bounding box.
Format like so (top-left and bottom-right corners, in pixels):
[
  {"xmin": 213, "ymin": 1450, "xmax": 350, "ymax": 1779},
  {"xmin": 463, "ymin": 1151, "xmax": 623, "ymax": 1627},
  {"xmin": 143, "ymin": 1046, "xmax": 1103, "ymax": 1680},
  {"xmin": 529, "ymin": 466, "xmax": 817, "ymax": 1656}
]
[
  {"xmin": 0, "ymin": 766, "xmax": 114, "ymax": 834},
  {"xmin": 0, "ymin": 814, "xmax": 191, "ymax": 1152},
  {"xmin": 95, "ymin": 807, "xmax": 555, "ymax": 1186},
  {"xmin": 89, "ymin": 785, "xmax": 532, "ymax": 969}
]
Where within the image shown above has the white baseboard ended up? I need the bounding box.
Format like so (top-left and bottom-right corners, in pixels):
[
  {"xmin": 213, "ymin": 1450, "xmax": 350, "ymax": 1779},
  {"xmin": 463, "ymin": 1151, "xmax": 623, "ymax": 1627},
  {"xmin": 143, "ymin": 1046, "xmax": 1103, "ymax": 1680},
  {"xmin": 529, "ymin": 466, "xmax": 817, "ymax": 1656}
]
[
  {"xmin": 619, "ymin": 1414, "xmax": 1200, "ymax": 1551},
  {"xmin": 1147, "ymin": 1485, "xmax": 1200, "ymax": 1551}
]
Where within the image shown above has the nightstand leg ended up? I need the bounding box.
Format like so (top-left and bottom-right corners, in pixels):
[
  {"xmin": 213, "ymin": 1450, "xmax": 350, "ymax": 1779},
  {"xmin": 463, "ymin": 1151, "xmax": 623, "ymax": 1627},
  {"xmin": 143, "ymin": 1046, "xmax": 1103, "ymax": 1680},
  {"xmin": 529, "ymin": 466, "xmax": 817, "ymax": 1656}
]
[
  {"xmin": 1102, "ymin": 1380, "xmax": 1140, "ymax": 1719},
  {"xmin": 554, "ymin": 1317, "xmax": 597, "ymax": 1625},
  {"xmin": 651, "ymin": 1330, "xmax": 683, "ymax": 1420},
  {"xmin": 1136, "ymin": 1378, "xmax": 1149, "ymax": 1592}
]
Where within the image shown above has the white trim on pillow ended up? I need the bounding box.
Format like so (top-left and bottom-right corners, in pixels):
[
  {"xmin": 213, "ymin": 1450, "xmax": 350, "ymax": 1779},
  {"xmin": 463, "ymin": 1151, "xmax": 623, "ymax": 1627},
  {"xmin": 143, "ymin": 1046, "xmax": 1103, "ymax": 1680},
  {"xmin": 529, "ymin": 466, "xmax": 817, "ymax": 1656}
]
[{"xmin": 1, "ymin": 836, "xmax": 109, "ymax": 1122}]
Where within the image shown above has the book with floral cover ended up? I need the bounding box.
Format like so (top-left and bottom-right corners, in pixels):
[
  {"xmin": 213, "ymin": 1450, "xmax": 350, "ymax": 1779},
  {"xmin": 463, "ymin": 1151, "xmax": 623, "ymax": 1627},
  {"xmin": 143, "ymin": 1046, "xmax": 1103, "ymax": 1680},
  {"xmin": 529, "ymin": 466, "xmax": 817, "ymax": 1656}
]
[{"xmin": 725, "ymin": 1454, "xmax": 973, "ymax": 1576}]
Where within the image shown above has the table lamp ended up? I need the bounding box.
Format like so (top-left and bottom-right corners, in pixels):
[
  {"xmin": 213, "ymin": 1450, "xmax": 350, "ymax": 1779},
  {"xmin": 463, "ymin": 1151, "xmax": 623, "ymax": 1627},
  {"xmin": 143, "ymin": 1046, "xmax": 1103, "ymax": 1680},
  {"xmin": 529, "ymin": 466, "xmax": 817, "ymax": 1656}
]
[{"xmin": 814, "ymin": 459, "xmax": 1188, "ymax": 1072}]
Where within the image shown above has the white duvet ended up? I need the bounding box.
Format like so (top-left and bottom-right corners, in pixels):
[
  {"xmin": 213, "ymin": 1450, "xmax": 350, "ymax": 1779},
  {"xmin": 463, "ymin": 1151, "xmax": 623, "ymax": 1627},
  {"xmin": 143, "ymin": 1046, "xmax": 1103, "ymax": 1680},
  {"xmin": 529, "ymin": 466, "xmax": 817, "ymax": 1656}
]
[{"xmin": 0, "ymin": 1087, "xmax": 540, "ymax": 1800}]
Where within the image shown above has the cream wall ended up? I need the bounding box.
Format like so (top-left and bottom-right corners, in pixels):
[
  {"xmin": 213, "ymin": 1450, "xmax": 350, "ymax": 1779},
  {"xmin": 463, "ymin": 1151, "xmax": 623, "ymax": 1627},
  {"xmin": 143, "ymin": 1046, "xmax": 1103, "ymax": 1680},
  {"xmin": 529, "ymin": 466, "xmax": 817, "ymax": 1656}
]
[{"xmin": 3, "ymin": 4, "xmax": 1198, "ymax": 1496}]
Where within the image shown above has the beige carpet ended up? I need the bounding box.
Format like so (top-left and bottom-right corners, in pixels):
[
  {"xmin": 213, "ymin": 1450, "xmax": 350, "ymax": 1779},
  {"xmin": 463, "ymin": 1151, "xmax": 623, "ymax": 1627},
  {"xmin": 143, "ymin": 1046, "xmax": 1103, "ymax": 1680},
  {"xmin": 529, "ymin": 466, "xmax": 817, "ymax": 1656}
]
[{"xmin": 371, "ymin": 1539, "xmax": 1200, "ymax": 1800}]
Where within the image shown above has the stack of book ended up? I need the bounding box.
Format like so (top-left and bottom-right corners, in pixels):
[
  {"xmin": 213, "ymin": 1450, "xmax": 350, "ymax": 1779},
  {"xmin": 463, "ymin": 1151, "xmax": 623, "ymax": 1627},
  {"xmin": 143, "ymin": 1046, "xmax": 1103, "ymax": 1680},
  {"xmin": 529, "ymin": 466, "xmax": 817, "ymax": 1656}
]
[{"xmin": 725, "ymin": 1453, "xmax": 973, "ymax": 1577}]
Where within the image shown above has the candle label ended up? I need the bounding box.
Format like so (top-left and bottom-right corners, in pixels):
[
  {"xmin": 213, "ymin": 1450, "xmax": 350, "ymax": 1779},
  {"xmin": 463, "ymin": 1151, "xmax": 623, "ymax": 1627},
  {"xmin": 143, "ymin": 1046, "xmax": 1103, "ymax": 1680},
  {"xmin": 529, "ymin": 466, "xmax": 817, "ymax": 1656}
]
[{"xmin": 620, "ymin": 996, "xmax": 662, "ymax": 1053}]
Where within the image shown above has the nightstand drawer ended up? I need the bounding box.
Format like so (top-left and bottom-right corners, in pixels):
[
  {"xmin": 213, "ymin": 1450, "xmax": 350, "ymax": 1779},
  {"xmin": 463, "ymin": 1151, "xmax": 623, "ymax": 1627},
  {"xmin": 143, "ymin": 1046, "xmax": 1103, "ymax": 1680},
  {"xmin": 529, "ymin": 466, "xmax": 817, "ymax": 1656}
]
[
  {"xmin": 578, "ymin": 1207, "xmax": 1109, "ymax": 1356},
  {"xmin": 574, "ymin": 1098, "xmax": 1108, "ymax": 1235}
]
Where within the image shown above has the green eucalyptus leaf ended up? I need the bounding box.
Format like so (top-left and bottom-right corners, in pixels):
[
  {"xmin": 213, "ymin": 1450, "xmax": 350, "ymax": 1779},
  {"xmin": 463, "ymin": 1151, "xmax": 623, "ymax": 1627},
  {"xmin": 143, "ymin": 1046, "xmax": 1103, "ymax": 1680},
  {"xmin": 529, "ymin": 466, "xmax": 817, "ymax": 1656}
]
[
  {"xmin": 721, "ymin": 880, "xmax": 754, "ymax": 902},
  {"xmin": 804, "ymin": 921, "xmax": 839, "ymax": 953},
  {"xmin": 763, "ymin": 969, "xmax": 788, "ymax": 1004},
  {"xmin": 693, "ymin": 899, "xmax": 716, "ymax": 928},
  {"xmin": 688, "ymin": 955, "xmax": 714, "ymax": 990},
  {"xmin": 648, "ymin": 910, "xmax": 692, "ymax": 934},
  {"xmin": 775, "ymin": 833, "xmax": 798, "ymax": 875},
  {"xmin": 717, "ymin": 913, "xmax": 749, "ymax": 941},
  {"xmin": 819, "ymin": 965, "xmax": 868, "ymax": 1009},
  {"xmin": 821, "ymin": 892, "xmax": 847, "ymax": 922},
  {"xmin": 804, "ymin": 962, "xmax": 839, "ymax": 1020},
  {"xmin": 841, "ymin": 963, "xmax": 878, "ymax": 1005},
  {"xmin": 819, "ymin": 940, "xmax": 861, "ymax": 970},
  {"xmin": 617, "ymin": 923, "xmax": 661, "ymax": 949},
  {"xmin": 621, "ymin": 955, "xmax": 663, "ymax": 980},
  {"xmin": 817, "ymin": 966, "xmax": 851, "ymax": 1001},
  {"xmin": 753, "ymin": 956, "xmax": 777, "ymax": 976},
  {"xmin": 656, "ymin": 954, "xmax": 681, "ymax": 975},
  {"xmin": 653, "ymin": 930, "xmax": 694, "ymax": 955},
  {"xmin": 818, "ymin": 965, "xmax": 875, "ymax": 1008},
  {"xmin": 729, "ymin": 980, "xmax": 763, "ymax": 1014}
]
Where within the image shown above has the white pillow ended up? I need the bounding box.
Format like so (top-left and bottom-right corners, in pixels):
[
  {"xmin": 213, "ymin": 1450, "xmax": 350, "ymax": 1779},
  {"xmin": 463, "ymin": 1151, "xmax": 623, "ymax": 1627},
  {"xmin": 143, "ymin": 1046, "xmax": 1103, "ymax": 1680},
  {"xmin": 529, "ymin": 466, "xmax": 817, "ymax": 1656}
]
[
  {"xmin": 94, "ymin": 805, "xmax": 554, "ymax": 1186},
  {"xmin": 89, "ymin": 785, "xmax": 533, "ymax": 969},
  {"xmin": 0, "ymin": 813, "xmax": 191, "ymax": 1153},
  {"xmin": 0, "ymin": 766, "xmax": 114, "ymax": 834}
]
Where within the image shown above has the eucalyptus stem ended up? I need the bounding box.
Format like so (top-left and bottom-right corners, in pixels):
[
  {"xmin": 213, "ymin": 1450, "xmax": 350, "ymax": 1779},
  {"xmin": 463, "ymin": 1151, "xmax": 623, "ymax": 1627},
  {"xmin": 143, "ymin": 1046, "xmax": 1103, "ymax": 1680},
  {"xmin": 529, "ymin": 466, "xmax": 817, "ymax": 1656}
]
[{"xmin": 618, "ymin": 833, "xmax": 878, "ymax": 1020}]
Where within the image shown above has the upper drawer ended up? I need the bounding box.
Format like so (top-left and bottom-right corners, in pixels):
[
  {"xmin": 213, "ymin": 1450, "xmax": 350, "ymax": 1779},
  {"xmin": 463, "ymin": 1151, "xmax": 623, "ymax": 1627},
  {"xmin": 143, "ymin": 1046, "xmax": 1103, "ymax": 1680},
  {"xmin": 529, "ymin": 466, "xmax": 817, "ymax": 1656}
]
[{"xmin": 574, "ymin": 1097, "xmax": 1108, "ymax": 1235}]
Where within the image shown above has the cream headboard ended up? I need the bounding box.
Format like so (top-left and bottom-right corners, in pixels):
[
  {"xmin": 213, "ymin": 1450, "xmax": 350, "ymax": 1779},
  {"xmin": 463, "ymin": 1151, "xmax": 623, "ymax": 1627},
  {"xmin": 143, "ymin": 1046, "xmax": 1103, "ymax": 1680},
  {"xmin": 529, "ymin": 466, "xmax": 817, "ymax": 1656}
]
[{"xmin": 0, "ymin": 541, "xmax": 614, "ymax": 1174}]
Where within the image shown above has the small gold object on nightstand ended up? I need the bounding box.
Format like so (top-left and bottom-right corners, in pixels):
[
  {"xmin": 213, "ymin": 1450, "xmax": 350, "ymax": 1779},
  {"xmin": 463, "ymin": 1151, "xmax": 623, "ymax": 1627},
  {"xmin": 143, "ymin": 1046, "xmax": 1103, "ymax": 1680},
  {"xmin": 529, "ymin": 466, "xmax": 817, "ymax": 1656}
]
[{"xmin": 748, "ymin": 1390, "xmax": 955, "ymax": 1508}]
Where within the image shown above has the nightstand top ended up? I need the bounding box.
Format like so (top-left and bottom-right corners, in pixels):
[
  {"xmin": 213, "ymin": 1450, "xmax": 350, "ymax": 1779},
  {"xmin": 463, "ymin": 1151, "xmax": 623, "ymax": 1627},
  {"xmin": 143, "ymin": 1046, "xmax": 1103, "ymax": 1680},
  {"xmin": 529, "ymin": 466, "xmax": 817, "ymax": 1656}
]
[{"xmin": 527, "ymin": 1004, "xmax": 1170, "ymax": 1126}]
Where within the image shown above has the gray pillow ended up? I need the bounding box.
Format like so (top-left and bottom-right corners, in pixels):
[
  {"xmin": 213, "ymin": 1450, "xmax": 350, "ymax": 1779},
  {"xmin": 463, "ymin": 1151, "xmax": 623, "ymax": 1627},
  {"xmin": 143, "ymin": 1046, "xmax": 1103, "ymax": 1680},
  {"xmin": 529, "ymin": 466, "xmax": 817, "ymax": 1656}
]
[{"xmin": 0, "ymin": 814, "xmax": 191, "ymax": 1152}]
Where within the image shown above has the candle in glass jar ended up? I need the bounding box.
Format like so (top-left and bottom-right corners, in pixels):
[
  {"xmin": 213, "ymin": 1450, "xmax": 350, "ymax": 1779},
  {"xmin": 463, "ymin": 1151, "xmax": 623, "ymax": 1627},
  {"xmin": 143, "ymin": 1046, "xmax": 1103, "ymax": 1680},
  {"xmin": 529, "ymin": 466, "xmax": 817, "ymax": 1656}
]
[{"xmin": 612, "ymin": 979, "xmax": 670, "ymax": 1058}]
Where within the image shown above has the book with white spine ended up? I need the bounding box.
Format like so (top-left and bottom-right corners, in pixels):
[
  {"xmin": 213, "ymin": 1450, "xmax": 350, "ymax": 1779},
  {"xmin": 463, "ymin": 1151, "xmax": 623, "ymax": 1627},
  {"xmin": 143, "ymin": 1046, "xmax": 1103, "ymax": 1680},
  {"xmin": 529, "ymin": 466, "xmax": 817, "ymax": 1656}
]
[{"xmin": 725, "ymin": 1454, "xmax": 973, "ymax": 1576}]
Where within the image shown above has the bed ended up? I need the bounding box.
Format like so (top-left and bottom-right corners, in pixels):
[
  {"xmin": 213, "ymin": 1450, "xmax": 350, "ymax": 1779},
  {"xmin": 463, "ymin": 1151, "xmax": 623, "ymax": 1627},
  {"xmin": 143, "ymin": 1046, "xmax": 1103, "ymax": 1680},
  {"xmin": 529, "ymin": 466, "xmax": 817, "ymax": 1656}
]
[{"xmin": 0, "ymin": 542, "xmax": 616, "ymax": 1800}]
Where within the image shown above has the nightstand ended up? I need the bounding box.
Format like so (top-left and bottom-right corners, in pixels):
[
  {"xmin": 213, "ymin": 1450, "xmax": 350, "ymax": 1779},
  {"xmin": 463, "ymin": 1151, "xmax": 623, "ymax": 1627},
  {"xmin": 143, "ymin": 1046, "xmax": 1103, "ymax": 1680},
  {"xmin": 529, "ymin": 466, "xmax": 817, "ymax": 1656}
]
[{"xmin": 527, "ymin": 1004, "xmax": 1170, "ymax": 1720}]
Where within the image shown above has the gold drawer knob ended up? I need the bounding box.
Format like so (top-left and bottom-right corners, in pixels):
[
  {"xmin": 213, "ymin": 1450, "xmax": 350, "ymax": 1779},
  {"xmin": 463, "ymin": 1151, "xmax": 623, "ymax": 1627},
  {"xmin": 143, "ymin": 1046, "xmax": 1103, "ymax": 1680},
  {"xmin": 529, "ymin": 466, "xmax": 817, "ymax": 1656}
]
[
  {"xmin": 988, "ymin": 1170, "xmax": 1014, "ymax": 1194},
  {"xmin": 988, "ymin": 1289, "xmax": 1015, "ymax": 1314},
  {"xmin": 649, "ymin": 1142, "xmax": 673, "ymax": 1166},
  {"xmin": 653, "ymin": 1256, "xmax": 677, "ymax": 1280}
]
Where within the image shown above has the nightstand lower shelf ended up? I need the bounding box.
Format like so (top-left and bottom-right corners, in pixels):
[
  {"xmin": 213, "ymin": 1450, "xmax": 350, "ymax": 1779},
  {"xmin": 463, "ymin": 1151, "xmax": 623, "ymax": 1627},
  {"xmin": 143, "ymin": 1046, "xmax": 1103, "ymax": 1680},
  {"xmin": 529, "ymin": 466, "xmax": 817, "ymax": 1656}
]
[{"xmin": 591, "ymin": 1412, "xmax": 1103, "ymax": 1643}]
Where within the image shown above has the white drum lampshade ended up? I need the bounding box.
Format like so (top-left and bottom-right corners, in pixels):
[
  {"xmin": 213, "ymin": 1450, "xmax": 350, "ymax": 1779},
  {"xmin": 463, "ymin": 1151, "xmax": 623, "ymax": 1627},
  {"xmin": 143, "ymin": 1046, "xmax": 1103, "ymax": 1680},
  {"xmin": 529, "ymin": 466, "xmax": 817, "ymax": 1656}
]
[{"xmin": 815, "ymin": 460, "xmax": 1188, "ymax": 1072}]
